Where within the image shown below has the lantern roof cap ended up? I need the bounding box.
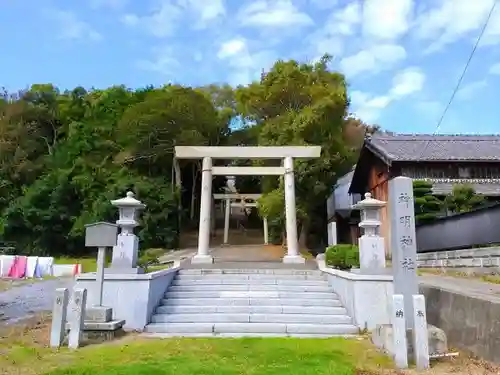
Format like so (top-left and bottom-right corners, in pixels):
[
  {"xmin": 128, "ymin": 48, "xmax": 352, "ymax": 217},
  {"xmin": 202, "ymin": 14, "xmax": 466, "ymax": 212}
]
[
  {"xmin": 353, "ymin": 192, "xmax": 386, "ymax": 209},
  {"xmin": 111, "ymin": 191, "xmax": 146, "ymax": 208}
]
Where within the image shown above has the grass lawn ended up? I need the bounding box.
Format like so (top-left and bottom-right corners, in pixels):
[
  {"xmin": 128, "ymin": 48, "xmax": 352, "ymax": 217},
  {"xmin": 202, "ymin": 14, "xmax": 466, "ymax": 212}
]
[
  {"xmin": 2, "ymin": 316, "xmax": 500, "ymax": 375},
  {"xmin": 0, "ymin": 316, "xmax": 394, "ymax": 375}
]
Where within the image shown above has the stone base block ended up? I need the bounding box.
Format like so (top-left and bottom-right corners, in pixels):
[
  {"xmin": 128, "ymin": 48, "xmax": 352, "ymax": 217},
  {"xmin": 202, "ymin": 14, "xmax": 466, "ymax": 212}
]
[
  {"xmin": 66, "ymin": 319, "xmax": 126, "ymax": 331},
  {"xmin": 372, "ymin": 324, "xmax": 448, "ymax": 358},
  {"xmin": 106, "ymin": 267, "xmax": 144, "ymax": 274},
  {"xmin": 191, "ymin": 254, "xmax": 214, "ymax": 264},
  {"xmin": 85, "ymin": 307, "xmax": 112, "ymax": 323},
  {"xmin": 65, "ymin": 320, "xmax": 126, "ymax": 343},
  {"xmin": 282, "ymin": 255, "xmax": 306, "ymax": 264}
]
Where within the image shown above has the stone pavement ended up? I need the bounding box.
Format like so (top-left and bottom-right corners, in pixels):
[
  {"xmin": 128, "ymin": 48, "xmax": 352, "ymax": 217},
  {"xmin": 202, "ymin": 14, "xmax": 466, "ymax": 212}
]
[{"xmin": 419, "ymin": 274, "xmax": 500, "ymax": 303}]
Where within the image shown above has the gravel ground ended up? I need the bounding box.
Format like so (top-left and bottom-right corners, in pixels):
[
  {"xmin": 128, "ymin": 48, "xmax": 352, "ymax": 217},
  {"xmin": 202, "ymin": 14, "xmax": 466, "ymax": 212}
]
[{"xmin": 0, "ymin": 277, "xmax": 74, "ymax": 325}]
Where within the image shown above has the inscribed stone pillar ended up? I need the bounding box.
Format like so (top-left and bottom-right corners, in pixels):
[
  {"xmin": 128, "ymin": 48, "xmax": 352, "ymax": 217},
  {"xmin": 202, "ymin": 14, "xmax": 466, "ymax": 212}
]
[
  {"xmin": 412, "ymin": 295, "xmax": 430, "ymax": 370},
  {"xmin": 50, "ymin": 288, "xmax": 69, "ymax": 348},
  {"xmin": 193, "ymin": 156, "xmax": 214, "ymax": 264},
  {"xmin": 282, "ymin": 156, "xmax": 305, "ymax": 264},
  {"xmin": 391, "ymin": 294, "xmax": 408, "ymax": 369},
  {"xmin": 389, "ymin": 177, "xmax": 419, "ymax": 329},
  {"xmin": 68, "ymin": 288, "xmax": 87, "ymax": 350}
]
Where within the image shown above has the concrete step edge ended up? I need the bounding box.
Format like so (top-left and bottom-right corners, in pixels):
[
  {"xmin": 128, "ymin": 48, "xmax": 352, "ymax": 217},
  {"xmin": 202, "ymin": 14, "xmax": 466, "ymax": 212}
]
[{"xmin": 144, "ymin": 322, "xmax": 359, "ymax": 335}]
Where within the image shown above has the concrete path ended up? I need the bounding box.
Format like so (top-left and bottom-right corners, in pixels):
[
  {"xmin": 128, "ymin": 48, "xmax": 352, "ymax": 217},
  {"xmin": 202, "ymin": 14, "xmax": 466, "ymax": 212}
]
[
  {"xmin": 0, "ymin": 277, "xmax": 73, "ymax": 325},
  {"xmin": 419, "ymin": 274, "xmax": 500, "ymax": 302}
]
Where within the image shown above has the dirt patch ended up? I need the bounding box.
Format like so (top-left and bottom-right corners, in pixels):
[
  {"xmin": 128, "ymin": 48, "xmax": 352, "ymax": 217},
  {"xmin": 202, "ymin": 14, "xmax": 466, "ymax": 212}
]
[
  {"xmin": 0, "ymin": 313, "xmax": 52, "ymax": 348},
  {"xmin": 359, "ymin": 353, "xmax": 500, "ymax": 375}
]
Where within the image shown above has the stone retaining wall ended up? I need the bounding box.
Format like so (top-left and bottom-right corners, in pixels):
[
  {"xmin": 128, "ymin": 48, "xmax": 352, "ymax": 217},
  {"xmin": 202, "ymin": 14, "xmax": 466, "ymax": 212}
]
[
  {"xmin": 417, "ymin": 247, "xmax": 500, "ymax": 268},
  {"xmin": 420, "ymin": 283, "xmax": 500, "ymax": 363}
]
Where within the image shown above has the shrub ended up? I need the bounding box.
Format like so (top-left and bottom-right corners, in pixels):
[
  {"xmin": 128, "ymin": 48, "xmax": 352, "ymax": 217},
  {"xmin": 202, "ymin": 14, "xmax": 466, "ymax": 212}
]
[
  {"xmin": 137, "ymin": 247, "xmax": 164, "ymax": 269},
  {"xmin": 325, "ymin": 244, "xmax": 360, "ymax": 270}
]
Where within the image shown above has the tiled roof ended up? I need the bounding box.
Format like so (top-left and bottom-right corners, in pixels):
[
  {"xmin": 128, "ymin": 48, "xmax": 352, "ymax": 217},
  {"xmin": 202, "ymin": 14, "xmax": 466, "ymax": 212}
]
[{"xmin": 366, "ymin": 133, "xmax": 500, "ymax": 162}]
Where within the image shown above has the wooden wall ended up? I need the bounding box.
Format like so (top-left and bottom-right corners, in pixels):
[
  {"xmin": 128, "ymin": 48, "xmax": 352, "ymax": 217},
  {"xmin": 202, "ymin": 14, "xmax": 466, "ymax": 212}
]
[{"xmin": 366, "ymin": 158, "xmax": 391, "ymax": 256}]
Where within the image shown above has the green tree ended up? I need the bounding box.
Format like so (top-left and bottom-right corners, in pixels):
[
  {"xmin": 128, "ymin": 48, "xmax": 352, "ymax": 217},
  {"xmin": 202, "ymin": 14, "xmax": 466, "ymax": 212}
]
[
  {"xmin": 413, "ymin": 180, "xmax": 443, "ymax": 224},
  {"xmin": 445, "ymin": 184, "xmax": 485, "ymax": 214},
  {"xmin": 238, "ymin": 55, "xmax": 357, "ymax": 247}
]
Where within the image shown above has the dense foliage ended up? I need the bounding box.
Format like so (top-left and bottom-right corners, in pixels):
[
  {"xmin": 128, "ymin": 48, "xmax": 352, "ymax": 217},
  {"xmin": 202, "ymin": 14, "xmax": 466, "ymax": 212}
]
[
  {"xmin": 444, "ymin": 184, "xmax": 486, "ymax": 214},
  {"xmin": 325, "ymin": 244, "xmax": 360, "ymax": 270},
  {"xmin": 0, "ymin": 56, "xmax": 370, "ymax": 256},
  {"xmin": 413, "ymin": 180, "xmax": 443, "ymax": 224}
]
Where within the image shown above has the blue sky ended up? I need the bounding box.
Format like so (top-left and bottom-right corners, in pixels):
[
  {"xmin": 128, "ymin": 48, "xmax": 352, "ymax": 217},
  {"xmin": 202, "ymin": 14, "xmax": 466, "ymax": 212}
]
[{"xmin": 1, "ymin": 0, "xmax": 500, "ymax": 134}]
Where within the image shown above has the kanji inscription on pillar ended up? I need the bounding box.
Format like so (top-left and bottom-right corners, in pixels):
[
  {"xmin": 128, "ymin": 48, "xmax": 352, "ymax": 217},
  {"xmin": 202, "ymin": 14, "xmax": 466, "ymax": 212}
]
[{"xmin": 389, "ymin": 177, "xmax": 419, "ymax": 329}]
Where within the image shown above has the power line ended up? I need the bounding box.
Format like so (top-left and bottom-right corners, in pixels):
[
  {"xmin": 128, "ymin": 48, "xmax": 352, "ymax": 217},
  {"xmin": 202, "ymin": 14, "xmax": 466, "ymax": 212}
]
[{"xmin": 417, "ymin": 0, "xmax": 497, "ymax": 159}]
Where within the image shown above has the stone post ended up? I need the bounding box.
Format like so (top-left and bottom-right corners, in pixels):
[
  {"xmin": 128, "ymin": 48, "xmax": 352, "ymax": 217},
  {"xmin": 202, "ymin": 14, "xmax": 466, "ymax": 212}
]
[
  {"xmin": 109, "ymin": 192, "xmax": 146, "ymax": 274},
  {"xmin": 412, "ymin": 295, "xmax": 430, "ymax": 370},
  {"xmin": 353, "ymin": 193, "xmax": 386, "ymax": 273},
  {"xmin": 389, "ymin": 177, "xmax": 419, "ymax": 329},
  {"xmin": 193, "ymin": 156, "xmax": 214, "ymax": 264},
  {"xmin": 282, "ymin": 156, "xmax": 304, "ymax": 264},
  {"xmin": 223, "ymin": 197, "xmax": 230, "ymax": 245},
  {"xmin": 391, "ymin": 294, "xmax": 408, "ymax": 369},
  {"xmin": 68, "ymin": 288, "xmax": 87, "ymax": 350},
  {"xmin": 50, "ymin": 288, "xmax": 69, "ymax": 348}
]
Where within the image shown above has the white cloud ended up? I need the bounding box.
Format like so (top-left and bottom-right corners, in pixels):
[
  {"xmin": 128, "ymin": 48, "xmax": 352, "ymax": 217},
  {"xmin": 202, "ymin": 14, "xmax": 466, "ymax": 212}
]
[
  {"xmin": 415, "ymin": 0, "xmax": 498, "ymax": 52},
  {"xmin": 216, "ymin": 38, "xmax": 275, "ymax": 85},
  {"xmin": 238, "ymin": 0, "xmax": 313, "ymax": 28},
  {"xmin": 308, "ymin": 2, "xmax": 360, "ymax": 61},
  {"xmin": 339, "ymin": 44, "xmax": 406, "ymax": 77},
  {"xmin": 350, "ymin": 67, "xmax": 426, "ymax": 122},
  {"xmin": 456, "ymin": 80, "xmax": 487, "ymax": 100},
  {"xmin": 122, "ymin": 0, "xmax": 225, "ymax": 36},
  {"xmin": 390, "ymin": 67, "xmax": 426, "ymax": 97},
  {"xmin": 331, "ymin": 2, "xmax": 361, "ymax": 36},
  {"xmin": 47, "ymin": 9, "xmax": 102, "ymax": 41},
  {"xmin": 217, "ymin": 38, "xmax": 246, "ymax": 59},
  {"xmin": 489, "ymin": 63, "xmax": 500, "ymax": 74},
  {"xmin": 362, "ymin": 0, "xmax": 414, "ymax": 40},
  {"xmin": 187, "ymin": 0, "xmax": 226, "ymax": 22},
  {"xmin": 122, "ymin": 2, "xmax": 182, "ymax": 37}
]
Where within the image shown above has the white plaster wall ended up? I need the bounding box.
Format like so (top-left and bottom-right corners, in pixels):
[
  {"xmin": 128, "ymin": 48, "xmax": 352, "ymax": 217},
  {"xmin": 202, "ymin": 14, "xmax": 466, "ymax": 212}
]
[{"xmin": 75, "ymin": 267, "xmax": 178, "ymax": 331}]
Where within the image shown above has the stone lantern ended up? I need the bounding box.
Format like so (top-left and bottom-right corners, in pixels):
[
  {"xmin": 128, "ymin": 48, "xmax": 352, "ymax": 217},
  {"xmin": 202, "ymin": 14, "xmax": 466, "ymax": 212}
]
[
  {"xmin": 111, "ymin": 191, "xmax": 146, "ymax": 234},
  {"xmin": 108, "ymin": 191, "xmax": 146, "ymax": 274},
  {"xmin": 353, "ymin": 192, "xmax": 386, "ymax": 273}
]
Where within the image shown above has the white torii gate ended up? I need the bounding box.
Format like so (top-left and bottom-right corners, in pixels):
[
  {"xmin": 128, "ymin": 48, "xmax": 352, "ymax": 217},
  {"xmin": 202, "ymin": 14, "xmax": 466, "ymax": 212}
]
[
  {"xmin": 174, "ymin": 146, "xmax": 321, "ymax": 264},
  {"xmin": 213, "ymin": 193, "xmax": 265, "ymax": 245}
]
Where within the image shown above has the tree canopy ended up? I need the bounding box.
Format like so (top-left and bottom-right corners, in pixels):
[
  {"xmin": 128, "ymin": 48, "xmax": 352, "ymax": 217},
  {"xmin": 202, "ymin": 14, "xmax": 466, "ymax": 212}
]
[{"xmin": 0, "ymin": 55, "xmax": 372, "ymax": 256}]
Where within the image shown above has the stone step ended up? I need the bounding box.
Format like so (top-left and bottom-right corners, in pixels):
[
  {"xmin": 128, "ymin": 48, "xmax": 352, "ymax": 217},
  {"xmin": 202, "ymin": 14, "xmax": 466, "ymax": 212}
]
[
  {"xmin": 144, "ymin": 322, "xmax": 359, "ymax": 336},
  {"xmin": 143, "ymin": 332, "xmax": 357, "ymax": 338},
  {"xmin": 173, "ymin": 276, "xmax": 327, "ymax": 284},
  {"xmin": 165, "ymin": 291, "xmax": 334, "ymax": 299},
  {"xmin": 156, "ymin": 305, "xmax": 347, "ymax": 315},
  {"xmin": 151, "ymin": 313, "xmax": 352, "ymax": 324},
  {"xmin": 175, "ymin": 274, "xmax": 325, "ymax": 281},
  {"xmin": 160, "ymin": 298, "xmax": 342, "ymax": 307},
  {"xmin": 168, "ymin": 285, "xmax": 332, "ymax": 293},
  {"xmin": 178, "ymin": 269, "xmax": 322, "ymax": 276}
]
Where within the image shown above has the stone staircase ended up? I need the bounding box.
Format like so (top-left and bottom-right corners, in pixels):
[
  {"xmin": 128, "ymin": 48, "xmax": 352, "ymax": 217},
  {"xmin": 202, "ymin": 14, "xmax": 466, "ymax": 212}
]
[{"xmin": 145, "ymin": 268, "xmax": 358, "ymax": 337}]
